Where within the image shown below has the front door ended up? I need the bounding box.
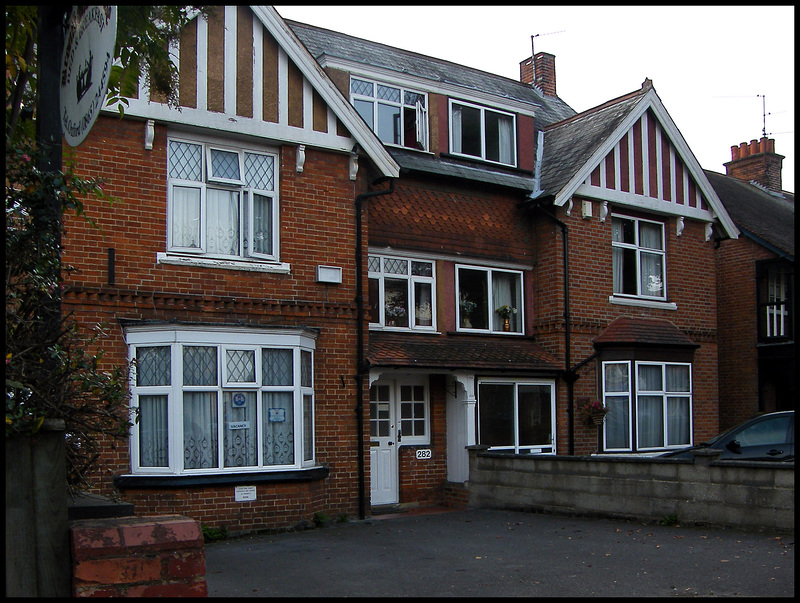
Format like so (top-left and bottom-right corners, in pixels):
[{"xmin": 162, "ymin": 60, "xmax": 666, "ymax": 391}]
[{"xmin": 369, "ymin": 383, "xmax": 399, "ymax": 505}]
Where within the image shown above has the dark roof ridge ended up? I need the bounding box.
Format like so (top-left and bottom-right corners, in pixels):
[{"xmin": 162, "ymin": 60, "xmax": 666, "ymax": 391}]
[{"xmin": 544, "ymin": 84, "xmax": 649, "ymax": 131}]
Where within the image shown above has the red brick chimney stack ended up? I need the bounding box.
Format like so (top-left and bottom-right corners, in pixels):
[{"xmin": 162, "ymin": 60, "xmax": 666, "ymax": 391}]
[
  {"xmin": 519, "ymin": 52, "xmax": 557, "ymax": 97},
  {"xmin": 723, "ymin": 136, "xmax": 784, "ymax": 193}
]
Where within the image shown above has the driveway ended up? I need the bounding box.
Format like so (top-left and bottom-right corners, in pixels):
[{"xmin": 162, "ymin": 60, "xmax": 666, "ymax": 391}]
[{"xmin": 205, "ymin": 507, "xmax": 793, "ymax": 597}]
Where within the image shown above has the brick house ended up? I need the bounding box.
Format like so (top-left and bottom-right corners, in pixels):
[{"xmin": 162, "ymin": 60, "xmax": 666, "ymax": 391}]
[
  {"xmin": 705, "ymin": 138, "xmax": 794, "ymax": 430},
  {"xmin": 63, "ymin": 6, "xmax": 739, "ymax": 532}
]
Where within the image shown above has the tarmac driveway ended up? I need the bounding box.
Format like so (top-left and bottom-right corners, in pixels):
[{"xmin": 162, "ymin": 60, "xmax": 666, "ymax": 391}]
[{"xmin": 205, "ymin": 508, "xmax": 793, "ymax": 597}]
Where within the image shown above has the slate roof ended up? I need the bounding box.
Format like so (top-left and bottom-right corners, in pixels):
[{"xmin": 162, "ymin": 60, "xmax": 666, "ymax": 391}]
[
  {"xmin": 704, "ymin": 170, "xmax": 795, "ymax": 260},
  {"xmin": 286, "ymin": 20, "xmax": 577, "ymax": 128},
  {"xmin": 389, "ymin": 148, "xmax": 536, "ymax": 193},
  {"xmin": 367, "ymin": 332, "xmax": 562, "ymax": 373},
  {"xmin": 593, "ymin": 317, "xmax": 699, "ymax": 349},
  {"xmin": 538, "ymin": 88, "xmax": 646, "ymax": 199}
]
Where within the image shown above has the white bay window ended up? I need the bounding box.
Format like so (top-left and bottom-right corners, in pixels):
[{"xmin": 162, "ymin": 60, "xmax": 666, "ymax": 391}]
[{"xmin": 128, "ymin": 327, "xmax": 316, "ymax": 475}]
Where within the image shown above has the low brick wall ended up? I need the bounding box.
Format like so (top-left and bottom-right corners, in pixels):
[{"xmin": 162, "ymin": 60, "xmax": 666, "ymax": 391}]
[
  {"xmin": 467, "ymin": 447, "xmax": 794, "ymax": 532},
  {"xmin": 71, "ymin": 515, "xmax": 207, "ymax": 597}
]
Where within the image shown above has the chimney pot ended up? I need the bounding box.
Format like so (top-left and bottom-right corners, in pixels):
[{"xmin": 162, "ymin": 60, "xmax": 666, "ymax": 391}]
[{"xmin": 730, "ymin": 145, "xmax": 740, "ymax": 161}]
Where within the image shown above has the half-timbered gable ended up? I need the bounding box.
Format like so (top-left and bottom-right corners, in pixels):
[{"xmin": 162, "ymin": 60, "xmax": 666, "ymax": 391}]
[{"xmin": 540, "ymin": 81, "xmax": 737, "ymax": 240}]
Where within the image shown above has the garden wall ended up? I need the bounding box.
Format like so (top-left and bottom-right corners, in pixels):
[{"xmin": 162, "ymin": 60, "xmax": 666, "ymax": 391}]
[{"xmin": 467, "ymin": 447, "xmax": 794, "ymax": 532}]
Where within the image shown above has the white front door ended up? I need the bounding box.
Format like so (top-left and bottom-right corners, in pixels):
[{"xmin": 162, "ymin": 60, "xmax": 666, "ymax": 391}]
[{"xmin": 369, "ymin": 383, "xmax": 399, "ymax": 505}]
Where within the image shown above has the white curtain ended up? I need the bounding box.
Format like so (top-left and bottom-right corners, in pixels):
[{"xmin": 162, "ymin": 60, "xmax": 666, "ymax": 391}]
[
  {"xmin": 639, "ymin": 223, "xmax": 663, "ymax": 296},
  {"xmin": 183, "ymin": 392, "xmax": 218, "ymax": 469},
  {"xmin": 251, "ymin": 193, "xmax": 272, "ymax": 256},
  {"xmin": 452, "ymin": 105, "xmax": 462, "ymax": 153},
  {"xmin": 498, "ymin": 115, "xmax": 513, "ymax": 165},
  {"xmin": 171, "ymin": 186, "xmax": 201, "ymax": 249},
  {"xmin": 665, "ymin": 365, "xmax": 690, "ymax": 445},
  {"xmin": 263, "ymin": 392, "xmax": 294, "ymax": 465},
  {"xmin": 139, "ymin": 395, "xmax": 168, "ymax": 467},
  {"xmin": 224, "ymin": 392, "xmax": 256, "ymax": 467},
  {"xmin": 415, "ymin": 282, "xmax": 432, "ymax": 327},
  {"xmin": 637, "ymin": 395, "xmax": 663, "ymax": 448},
  {"xmin": 207, "ymin": 189, "xmax": 239, "ymax": 256},
  {"xmin": 491, "ymin": 273, "xmax": 517, "ymax": 331}
]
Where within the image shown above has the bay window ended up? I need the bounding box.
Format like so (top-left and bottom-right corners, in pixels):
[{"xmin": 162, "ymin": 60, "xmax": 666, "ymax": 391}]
[
  {"xmin": 128, "ymin": 327, "xmax": 316, "ymax": 475},
  {"xmin": 167, "ymin": 138, "xmax": 279, "ymax": 261},
  {"xmin": 449, "ymin": 99, "xmax": 516, "ymax": 166},
  {"xmin": 368, "ymin": 254, "xmax": 435, "ymax": 330},
  {"xmin": 477, "ymin": 380, "xmax": 555, "ymax": 454},
  {"xmin": 457, "ymin": 265, "xmax": 522, "ymax": 333},
  {"xmin": 350, "ymin": 78, "xmax": 428, "ymax": 151},
  {"xmin": 602, "ymin": 361, "xmax": 692, "ymax": 452},
  {"xmin": 611, "ymin": 215, "xmax": 666, "ymax": 300}
]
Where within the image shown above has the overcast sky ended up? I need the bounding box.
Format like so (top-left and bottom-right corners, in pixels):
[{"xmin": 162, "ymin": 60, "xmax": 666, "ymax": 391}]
[{"xmin": 274, "ymin": 5, "xmax": 795, "ymax": 193}]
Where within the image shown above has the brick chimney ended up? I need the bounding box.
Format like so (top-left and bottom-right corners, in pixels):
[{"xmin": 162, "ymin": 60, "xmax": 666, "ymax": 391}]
[
  {"xmin": 519, "ymin": 52, "xmax": 557, "ymax": 96},
  {"xmin": 723, "ymin": 137, "xmax": 784, "ymax": 193}
]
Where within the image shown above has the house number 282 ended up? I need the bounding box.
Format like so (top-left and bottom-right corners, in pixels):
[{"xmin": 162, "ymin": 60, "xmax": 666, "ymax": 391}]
[{"xmin": 415, "ymin": 449, "xmax": 432, "ymax": 460}]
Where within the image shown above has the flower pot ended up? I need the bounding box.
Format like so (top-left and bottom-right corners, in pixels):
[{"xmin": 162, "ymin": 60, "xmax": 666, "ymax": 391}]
[
  {"xmin": 591, "ymin": 414, "xmax": 605, "ymax": 426},
  {"xmin": 503, "ymin": 317, "xmax": 510, "ymax": 332}
]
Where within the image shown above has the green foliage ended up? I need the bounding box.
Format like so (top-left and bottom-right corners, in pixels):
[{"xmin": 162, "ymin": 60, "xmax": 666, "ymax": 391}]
[
  {"xmin": 202, "ymin": 524, "xmax": 228, "ymax": 543},
  {"xmin": 5, "ymin": 142, "xmax": 133, "ymax": 487},
  {"xmin": 4, "ymin": 4, "xmax": 213, "ymax": 489},
  {"xmin": 659, "ymin": 515, "xmax": 680, "ymax": 527}
]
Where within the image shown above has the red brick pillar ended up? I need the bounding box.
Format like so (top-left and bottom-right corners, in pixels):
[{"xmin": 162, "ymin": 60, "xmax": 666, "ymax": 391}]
[{"xmin": 71, "ymin": 515, "xmax": 207, "ymax": 597}]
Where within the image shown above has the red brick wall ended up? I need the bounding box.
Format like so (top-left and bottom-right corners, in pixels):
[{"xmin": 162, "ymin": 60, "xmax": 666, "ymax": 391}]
[
  {"xmin": 397, "ymin": 374, "xmax": 448, "ymax": 505},
  {"xmin": 61, "ymin": 115, "xmax": 369, "ymax": 532},
  {"xmin": 715, "ymin": 235, "xmax": 777, "ymax": 429},
  {"xmin": 533, "ymin": 199, "xmax": 721, "ymax": 453},
  {"xmin": 71, "ymin": 515, "xmax": 206, "ymax": 597}
]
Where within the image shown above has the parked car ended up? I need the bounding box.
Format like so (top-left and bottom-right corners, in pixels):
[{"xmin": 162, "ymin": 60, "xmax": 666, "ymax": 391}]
[{"xmin": 660, "ymin": 411, "xmax": 794, "ymax": 461}]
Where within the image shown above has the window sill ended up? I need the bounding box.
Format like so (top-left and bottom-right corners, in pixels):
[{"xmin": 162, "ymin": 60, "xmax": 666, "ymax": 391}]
[
  {"xmin": 157, "ymin": 252, "xmax": 291, "ymax": 274},
  {"xmin": 114, "ymin": 466, "xmax": 328, "ymax": 489},
  {"xmin": 608, "ymin": 295, "xmax": 677, "ymax": 311}
]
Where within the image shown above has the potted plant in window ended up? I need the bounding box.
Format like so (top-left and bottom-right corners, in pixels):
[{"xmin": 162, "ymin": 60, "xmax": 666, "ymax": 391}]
[
  {"xmin": 495, "ymin": 305, "xmax": 517, "ymax": 331},
  {"xmin": 385, "ymin": 304, "xmax": 406, "ymax": 327},
  {"xmin": 579, "ymin": 398, "xmax": 611, "ymax": 426},
  {"xmin": 460, "ymin": 294, "xmax": 477, "ymax": 328}
]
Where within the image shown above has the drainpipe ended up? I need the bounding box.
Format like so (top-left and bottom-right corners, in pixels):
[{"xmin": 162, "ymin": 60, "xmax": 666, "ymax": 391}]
[
  {"xmin": 354, "ymin": 177, "xmax": 395, "ymax": 519},
  {"xmin": 532, "ymin": 203, "xmax": 575, "ymax": 454}
]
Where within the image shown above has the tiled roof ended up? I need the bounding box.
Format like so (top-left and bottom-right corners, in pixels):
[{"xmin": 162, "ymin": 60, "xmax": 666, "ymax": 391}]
[
  {"xmin": 286, "ymin": 20, "xmax": 576, "ymax": 128},
  {"xmin": 367, "ymin": 332, "xmax": 562, "ymax": 373},
  {"xmin": 389, "ymin": 148, "xmax": 536, "ymax": 193},
  {"xmin": 539, "ymin": 89, "xmax": 645, "ymax": 199},
  {"xmin": 593, "ymin": 317, "xmax": 698, "ymax": 348},
  {"xmin": 704, "ymin": 170, "xmax": 794, "ymax": 260}
]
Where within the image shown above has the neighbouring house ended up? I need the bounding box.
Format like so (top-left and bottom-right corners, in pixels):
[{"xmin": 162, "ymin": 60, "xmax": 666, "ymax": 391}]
[
  {"xmin": 62, "ymin": 6, "xmax": 740, "ymax": 533},
  {"xmin": 705, "ymin": 138, "xmax": 794, "ymax": 430}
]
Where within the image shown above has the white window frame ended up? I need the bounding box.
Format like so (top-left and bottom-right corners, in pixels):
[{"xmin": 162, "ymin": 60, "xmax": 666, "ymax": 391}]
[
  {"xmin": 166, "ymin": 136, "xmax": 280, "ymax": 263},
  {"xmin": 448, "ymin": 98, "xmax": 517, "ymax": 167},
  {"xmin": 456, "ymin": 265, "xmax": 524, "ymax": 334},
  {"xmin": 350, "ymin": 77, "xmax": 429, "ymax": 151},
  {"xmin": 601, "ymin": 360, "xmax": 693, "ymax": 452},
  {"xmin": 610, "ymin": 214, "xmax": 667, "ymax": 301},
  {"xmin": 477, "ymin": 379, "xmax": 556, "ymax": 454},
  {"xmin": 127, "ymin": 327, "xmax": 316, "ymax": 476},
  {"xmin": 766, "ymin": 267, "xmax": 788, "ymax": 338},
  {"xmin": 368, "ymin": 254, "xmax": 436, "ymax": 331}
]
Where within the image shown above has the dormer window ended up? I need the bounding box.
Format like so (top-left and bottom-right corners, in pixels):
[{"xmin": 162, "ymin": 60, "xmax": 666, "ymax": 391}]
[
  {"xmin": 350, "ymin": 78, "xmax": 428, "ymax": 151},
  {"xmin": 449, "ymin": 100, "xmax": 516, "ymax": 166}
]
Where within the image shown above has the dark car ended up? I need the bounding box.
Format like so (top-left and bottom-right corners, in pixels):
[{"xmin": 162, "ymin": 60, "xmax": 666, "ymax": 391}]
[{"xmin": 660, "ymin": 411, "xmax": 794, "ymax": 461}]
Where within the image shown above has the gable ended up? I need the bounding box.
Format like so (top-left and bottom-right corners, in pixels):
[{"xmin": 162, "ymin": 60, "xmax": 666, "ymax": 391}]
[
  {"xmin": 547, "ymin": 87, "xmax": 738, "ymax": 239},
  {"xmin": 583, "ymin": 108, "xmax": 710, "ymax": 213},
  {"xmin": 108, "ymin": 6, "xmax": 398, "ymax": 177}
]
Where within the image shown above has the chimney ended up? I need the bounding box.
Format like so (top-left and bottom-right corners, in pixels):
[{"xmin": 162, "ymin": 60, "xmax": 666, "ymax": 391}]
[
  {"xmin": 519, "ymin": 52, "xmax": 557, "ymax": 96},
  {"xmin": 723, "ymin": 136, "xmax": 784, "ymax": 193}
]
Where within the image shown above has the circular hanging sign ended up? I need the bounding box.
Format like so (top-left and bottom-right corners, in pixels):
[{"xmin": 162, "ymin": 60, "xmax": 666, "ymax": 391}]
[{"xmin": 60, "ymin": 6, "xmax": 117, "ymax": 147}]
